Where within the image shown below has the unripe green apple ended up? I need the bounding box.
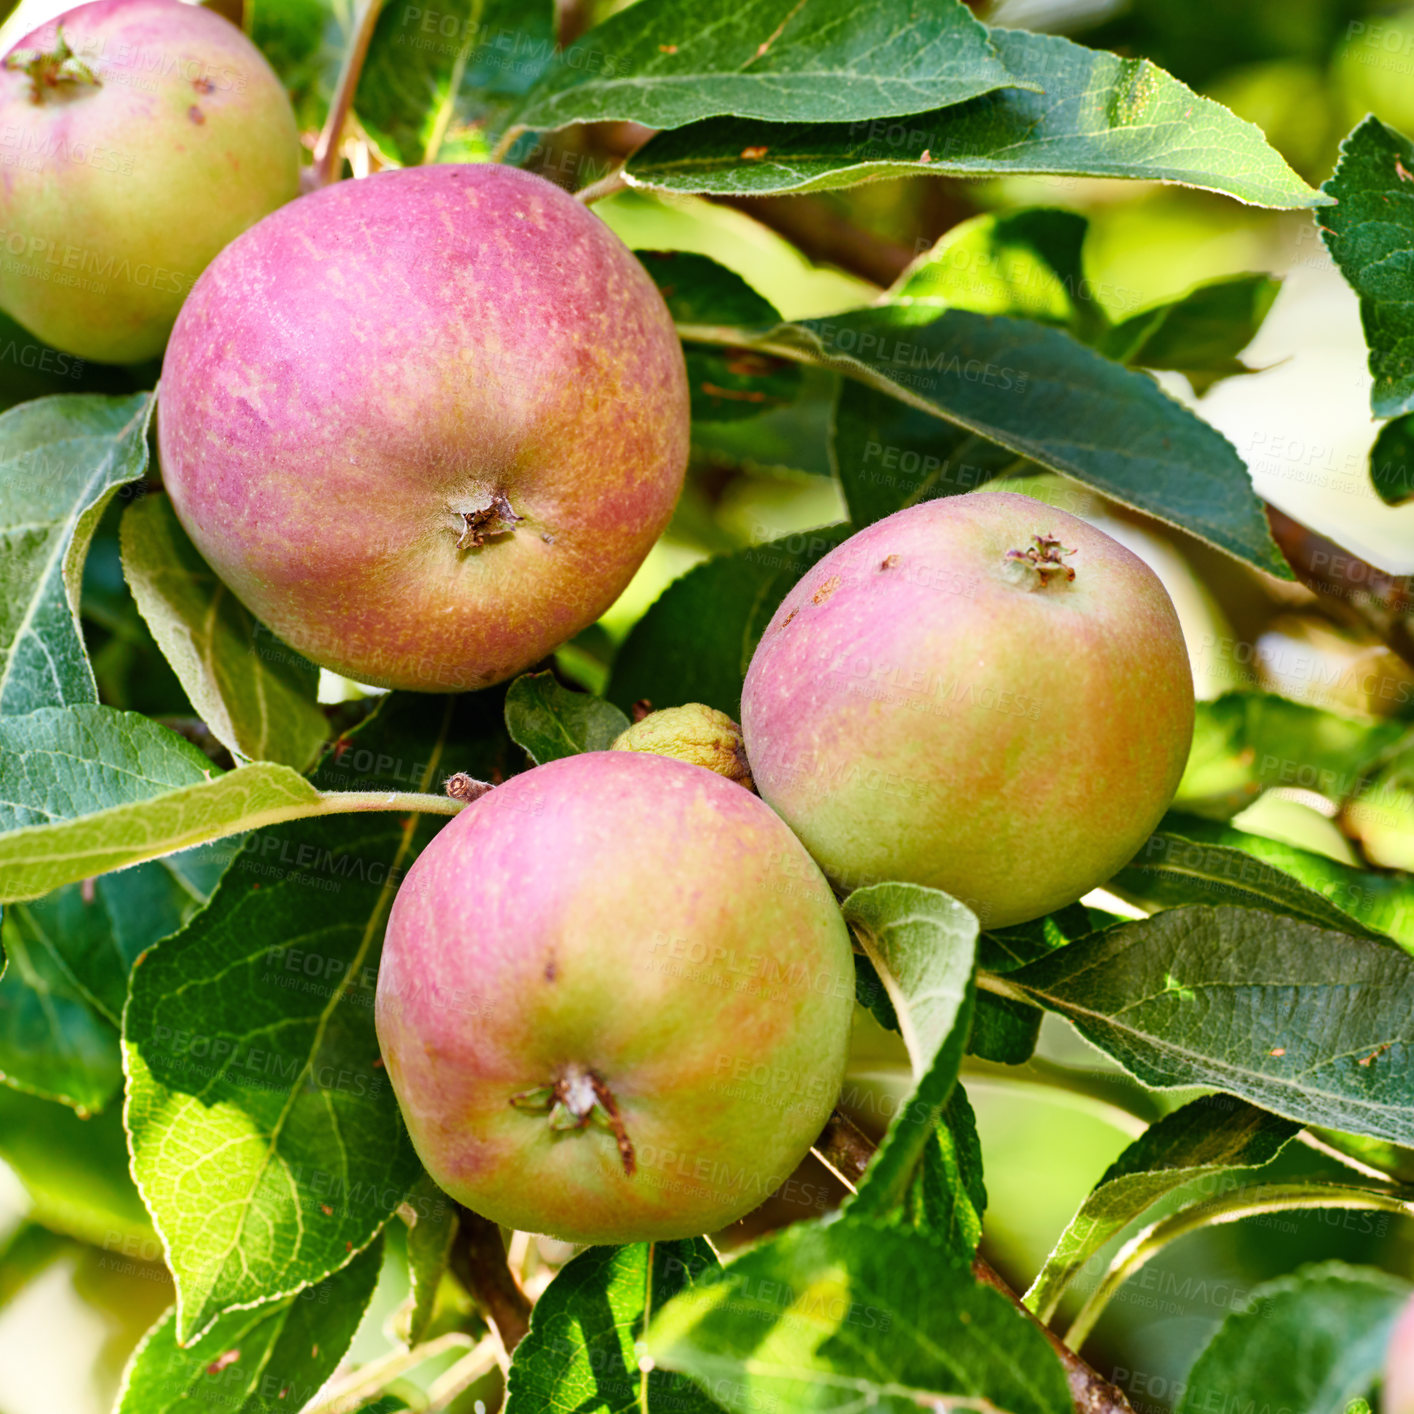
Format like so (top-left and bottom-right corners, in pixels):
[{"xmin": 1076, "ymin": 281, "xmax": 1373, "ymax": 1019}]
[
  {"xmin": 611, "ymin": 703, "xmax": 755, "ymax": 789},
  {"xmin": 0, "ymin": 0, "xmax": 299, "ymax": 363},
  {"xmin": 375, "ymin": 751, "xmax": 854, "ymax": 1244},
  {"xmin": 740, "ymin": 491, "xmax": 1194, "ymax": 928},
  {"xmin": 159, "ymin": 163, "xmax": 689, "ymax": 692},
  {"xmin": 1389, "ymin": 1294, "xmax": 1414, "ymax": 1414}
]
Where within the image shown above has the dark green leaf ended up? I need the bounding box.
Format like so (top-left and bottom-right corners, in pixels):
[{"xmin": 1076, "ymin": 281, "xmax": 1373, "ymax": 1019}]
[
  {"xmin": 647, "ymin": 1220, "xmax": 1071, "ymax": 1414},
  {"xmin": 772, "ymin": 308, "xmax": 1289, "ymax": 576},
  {"xmin": 832, "ymin": 379, "xmax": 1021, "ymax": 526},
  {"xmin": 626, "ymin": 27, "xmax": 1327, "ymax": 209},
  {"xmin": 120, "ymin": 493, "xmax": 327, "ymax": 771},
  {"xmin": 1006, "ymin": 905, "xmax": 1414, "ymax": 1145},
  {"xmin": 1370, "ymin": 412, "xmax": 1414, "ymax": 505},
  {"xmin": 0, "ymin": 310, "xmax": 143, "ymax": 414},
  {"xmin": 358, "ymin": 0, "xmax": 556, "ymax": 163},
  {"xmin": 1097, "ymin": 273, "xmax": 1282, "ymax": 395},
  {"xmin": 0, "ymin": 392, "xmax": 153, "ymax": 715},
  {"xmin": 115, "ymin": 1238, "xmax": 383, "ymax": 1414},
  {"xmin": 1175, "ymin": 1262, "xmax": 1411, "ymax": 1414},
  {"xmin": 1025, "ymin": 1095, "xmax": 1299, "ymax": 1321},
  {"xmin": 123, "ymin": 691, "xmax": 515, "ymax": 1342},
  {"xmin": 512, "ymin": 0, "xmax": 1022, "ymax": 134},
  {"xmin": 0, "ymin": 847, "xmax": 227, "ymax": 1111},
  {"xmin": 641, "ymin": 250, "xmax": 802, "ymax": 422},
  {"xmin": 607, "ymin": 525, "xmax": 849, "ymax": 717},
  {"xmin": 1321, "ymin": 116, "xmax": 1414, "ymax": 418},
  {"xmin": 1116, "ymin": 813, "xmax": 1414, "ymax": 951},
  {"xmin": 504, "ymin": 670, "xmax": 630, "ymax": 764},
  {"xmin": 505, "ymin": 1240, "xmax": 724, "ymax": 1414}
]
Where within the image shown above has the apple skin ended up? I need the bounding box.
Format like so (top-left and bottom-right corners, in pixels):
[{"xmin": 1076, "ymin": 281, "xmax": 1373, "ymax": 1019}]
[
  {"xmin": 0, "ymin": 0, "xmax": 299, "ymax": 363},
  {"xmin": 1390, "ymin": 1295, "xmax": 1414, "ymax": 1414},
  {"xmin": 375, "ymin": 751, "xmax": 854, "ymax": 1245},
  {"xmin": 740, "ymin": 491, "xmax": 1194, "ymax": 929},
  {"xmin": 158, "ymin": 163, "xmax": 689, "ymax": 692}
]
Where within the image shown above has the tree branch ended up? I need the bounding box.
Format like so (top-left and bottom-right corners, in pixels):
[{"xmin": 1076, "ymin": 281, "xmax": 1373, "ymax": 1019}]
[
  {"xmin": 309, "ymin": 0, "xmax": 384, "ymax": 190},
  {"xmin": 1266, "ymin": 505, "xmax": 1414, "ymax": 673},
  {"xmin": 449, "ymin": 1206, "xmax": 533, "ymax": 1361},
  {"xmin": 813, "ymin": 1110, "xmax": 1135, "ymax": 1414}
]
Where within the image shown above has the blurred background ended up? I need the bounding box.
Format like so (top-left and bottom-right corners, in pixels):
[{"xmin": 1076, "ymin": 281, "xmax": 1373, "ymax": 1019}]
[{"xmin": 2, "ymin": 0, "xmax": 1414, "ymax": 1410}]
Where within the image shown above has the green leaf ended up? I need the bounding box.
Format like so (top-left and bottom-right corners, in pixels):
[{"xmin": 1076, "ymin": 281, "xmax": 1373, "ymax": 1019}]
[
  {"xmin": 1175, "ymin": 1262, "xmax": 1411, "ymax": 1414},
  {"xmin": 1175, "ymin": 691, "xmax": 1405, "ymax": 819},
  {"xmin": 0, "ymin": 706, "xmax": 321, "ymax": 905},
  {"xmin": 505, "ymin": 1239, "xmax": 724, "ymax": 1414},
  {"xmin": 511, "ymin": 0, "xmax": 1023, "ymax": 135},
  {"xmin": 647, "ymin": 1220, "xmax": 1071, "ymax": 1414},
  {"xmin": 0, "ymin": 392, "xmax": 153, "ymax": 716},
  {"xmin": 120, "ymin": 493, "xmax": 328, "ymax": 771},
  {"xmin": 1370, "ymin": 411, "xmax": 1414, "ymax": 505},
  {"xmin": 840, "ymin": 884, "xmax": 979, "ymax": 1243},
  {"xmin": 115, "ymin": 1238, "xmax": 383, "ymax": 1414},
  {"xmin": 1113, "ymin": 829, "xmax": 1386, "ymax": 939},
  {"xmin": 1005, "ymin": 905, "xmax": 1414, "ymax": 1146},
  {"xmin": 1024, "ymin": 1094, "xmax": 1298, "ymax": 1322},
  {"xmin": 0, "ymin": 311, "xmax": 146, "ymax": 415},
  {"xmin": 396, "ymin": 1172, "xmax": 457, "ymax": 1348},
  {"xmin": 643, "ymin": 249, "xmax": 803, "ymax": 421},
  {"xmin": 1321, "ymin": 116, "xmax": 1414, "ymax": 418},
  {"xmin": 504, "ymin": 670, "xmax": 630, "ymax": 764},
  {"xmin": 832, "ymin": 379, "xmax": 1022, "ymax": 527},
  {"xmin": 0, "ymin": 847, "xmax": 227, "ymax": 1111},
  {"xmin": 607, "ymin": 525, "xmax": 850, "ymax": 717},
  {"xmin": 770, "ymin": 308, "xmax": 1290, "ymax": 576},
  {"xmin": 965, "ymin": 908, "xmax": 1094, "ymax": 1067},
  {"xmin": 1097, "ymin": 273, "xmax": 1282, "ymax": 395},
  {"xmin": 358, "ymin": 0, "xmax": 556, "ymax": 163},
  {"xmin": 1116, "ymin": 813, "xmax": 1414, "ymax": 951},
  {"xmin": 626, "ymin": 27, "xmax": 1328, "ymax": 209},
  {"xmin": 0, "ymin": 1084, "xmax": 154, "ymax": 1247},
  {"xmin": 123, "ymin": 691, "xmax": 515, "ymax": 1342}
]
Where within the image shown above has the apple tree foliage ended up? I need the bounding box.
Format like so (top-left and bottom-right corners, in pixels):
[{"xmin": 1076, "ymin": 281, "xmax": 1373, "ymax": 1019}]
[{"xmin": 1, "ymin": 1, "xmax": 1413, "ymax": 1411}]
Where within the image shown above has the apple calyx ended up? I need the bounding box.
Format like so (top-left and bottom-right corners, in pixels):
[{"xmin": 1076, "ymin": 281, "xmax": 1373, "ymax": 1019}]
[
  {"xmin": 454, "ymin": 491, "xmax": 522, "ymax": 549},
  {"xmin": 511, "ymin": 1063, "xmax": 637, "ymax": 1175},
  {"xmin": 1003, "ymin": 533, "xmax": 1076, "ymax": 589},
  {"xmin": 4, "ymin": 27, "xmax": 100, "ymax": 104}
]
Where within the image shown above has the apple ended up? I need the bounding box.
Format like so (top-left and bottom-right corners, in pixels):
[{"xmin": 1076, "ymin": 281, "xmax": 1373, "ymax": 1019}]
[
  {"xmin": 375, "ymin": 751, "xmax": 854, "ymax": 1244},
  {"xmin": 158, "ymin": 163, "xmax": 689, "ymax": 692},
  {"xmin": 611, "ymin": 702, "xmax": 755, "ymax": 789},
  {"xmin": 0, "ymin": 0, "xmax": 299, "ymax": 363},
  {"xmin": 740, "ymin": 491, "xmax": 1194, "ymax": 928},
  {"xmin": 1390, "ymin": 1294, "xmax": 1414, "ymax": 1414}
]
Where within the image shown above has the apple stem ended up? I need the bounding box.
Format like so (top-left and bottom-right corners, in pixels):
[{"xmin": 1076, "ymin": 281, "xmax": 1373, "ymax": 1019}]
[
  {"xmin": 310, "ymin": 0, "xmax": 385, "ymax": 189},
  {"xmin": 576, "ymin": 167, "xmax": 629, "ymax": 204}
]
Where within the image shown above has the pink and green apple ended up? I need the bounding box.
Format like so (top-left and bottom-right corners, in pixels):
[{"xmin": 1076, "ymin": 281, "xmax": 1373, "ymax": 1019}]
[
  {"xmin": 0, "ymin": 0, "xmax": 299, "ymax": 363},
  {"xmin": 741, "ymin": 491, "xmax": 1194, "ymax": 928},
  {"xmin": 158, "ymin": 163, "xmax": 689, "ymax": 692},
  {"xmin": 375, "ymin": 751, "xmax": 854, "ymax": 1244}
]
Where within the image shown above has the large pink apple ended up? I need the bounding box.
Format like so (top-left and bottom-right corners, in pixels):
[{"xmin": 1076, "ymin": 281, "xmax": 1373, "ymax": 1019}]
[
  {"xmin": 740, "ymin": 491, "xmax": 1194, "ymax": 929},
  {"xmin": 375, "ymin": 751, "xmax": 854, "ymax": 1244},
  {"xmin": 0, "ymin": 0, "xmax": 299, "ymax": 363},
  {"xmin": 158, "ymin": 163, "xmax": 689, "ymax": 692}
]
